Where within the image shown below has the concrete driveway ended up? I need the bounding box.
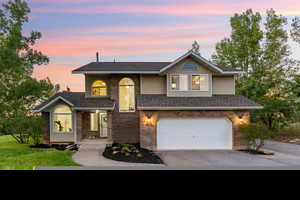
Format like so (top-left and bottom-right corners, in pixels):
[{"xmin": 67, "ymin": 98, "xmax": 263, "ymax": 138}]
[{"xmin": 156, "ymin": 140, "xmax": 300, "ymax": 167}]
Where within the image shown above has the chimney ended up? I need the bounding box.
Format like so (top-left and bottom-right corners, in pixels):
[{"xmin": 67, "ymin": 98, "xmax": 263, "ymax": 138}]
[{"xmin": 96, "ymin": 52, "xmax": 99, "ymax": 62}]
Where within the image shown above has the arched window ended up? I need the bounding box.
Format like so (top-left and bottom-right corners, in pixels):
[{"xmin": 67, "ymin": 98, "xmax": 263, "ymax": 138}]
[
  {"xmin": 91, "ymin": 80, "xmax": 107, "ymax": 96},
  {"xmin": 53, "ymin": 104, "xmax": 72, "ymax": 133},
  {"xmin": 119, "ymin": 78, "xmax": 135, "ymax": 112}
]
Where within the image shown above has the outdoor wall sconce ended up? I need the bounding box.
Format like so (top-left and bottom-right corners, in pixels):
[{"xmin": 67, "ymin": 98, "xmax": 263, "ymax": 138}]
[
  {"xmin": 144, "ymin": 112, "xmax": 154, "ymax": 126},
  {"xmin": 236, "ymin": 113, "xmax": 247, "ymax": 125},
  {"xmin": 237, "ymin": 113, "xmax": 244, "ymax": 119},
  {"xmin": 145, "ymin": 112, "xmax": 153, "ymax": 119}
]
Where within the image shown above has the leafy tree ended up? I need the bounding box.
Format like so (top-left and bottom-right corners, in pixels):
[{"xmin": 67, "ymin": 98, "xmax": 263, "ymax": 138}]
[
  {"xmin": 0, "ymin": 115, "xmax": 43, "ymax": 144},
  {"xmin": 291, "ymin": 17, "xmax": 300, "ymax": 44},
  {"xmin": 0, "ymin": 0, "xmax": 54, "ymax": 142},
  {"xmin": 212, "ymin": 9, "xmax": 299, "ymax": 130}
]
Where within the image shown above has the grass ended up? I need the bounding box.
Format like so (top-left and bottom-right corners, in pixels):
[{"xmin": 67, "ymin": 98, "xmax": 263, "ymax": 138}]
[{"xmin": 0, "ymin": 135, "xmax": 80, "ymax": 170}]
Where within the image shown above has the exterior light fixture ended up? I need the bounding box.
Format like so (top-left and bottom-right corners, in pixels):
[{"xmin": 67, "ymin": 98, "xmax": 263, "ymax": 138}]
[
  {"xmin": 144, "ymin": 112, "xmax": 154, "ymax": 126},
  {"xmin": 145, "ymin": 112, "xmax": 153, "ymax": 119}
]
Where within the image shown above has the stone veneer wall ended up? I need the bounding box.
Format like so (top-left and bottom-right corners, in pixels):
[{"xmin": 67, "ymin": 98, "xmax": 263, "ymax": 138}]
[
  {"xmin": 110, "ymin": 75, "xmax": 140, "ymax": 143},
  {"xmin": 140, "ymin": 110, "xmax": 250, "ymax": 150}
]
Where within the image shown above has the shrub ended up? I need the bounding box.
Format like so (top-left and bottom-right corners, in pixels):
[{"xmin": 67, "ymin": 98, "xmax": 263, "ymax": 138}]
[
  {"xmin": 0, "ymin": 115, "xmax": 43, "ymax": 145},
  {"xmin": 240, "ymin": 123, "xmax": 275, "ymax": 151}
]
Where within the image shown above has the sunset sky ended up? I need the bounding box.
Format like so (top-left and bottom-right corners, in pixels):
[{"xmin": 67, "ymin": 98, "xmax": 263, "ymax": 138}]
[{"xmin": 2, "ymin": 0, "xmax": 300, "ymax": 91}]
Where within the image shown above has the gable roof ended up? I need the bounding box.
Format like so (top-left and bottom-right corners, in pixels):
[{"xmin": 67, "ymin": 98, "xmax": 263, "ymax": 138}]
[
  {"xmin": 159, "ymin": 50, "xmax": 242, "ymax": 74},
  {"xmin": 33, "ymin": 92, "xmax": 115, "ymax": 112},
  {"xmin": 72, "ymin": 51, "xmax": 241, "ymax": 75}
]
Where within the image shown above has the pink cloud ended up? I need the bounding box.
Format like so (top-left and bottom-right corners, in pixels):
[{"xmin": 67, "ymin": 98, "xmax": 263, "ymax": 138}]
[
  {"xmin": 32, "ymin": 65, "xmax": 84, "ymax": 92},
  {"xmin": 35, "ymin": 23, "xmax": 222, "ymax": 57},
  {"xmin": 35, "ymin": 33, "xmax": 218, "ymax": 57}
]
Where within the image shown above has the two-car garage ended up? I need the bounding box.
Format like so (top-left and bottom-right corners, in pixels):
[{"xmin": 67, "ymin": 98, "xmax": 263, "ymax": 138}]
[{"xmin": 157, "ymin": 118, "xmax": 233, "ymax": 150}]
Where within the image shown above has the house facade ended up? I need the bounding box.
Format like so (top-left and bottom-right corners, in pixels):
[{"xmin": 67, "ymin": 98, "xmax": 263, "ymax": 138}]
[{"xmin": 33, "ymin": 50, "xmax": 262, "ymax": 150}]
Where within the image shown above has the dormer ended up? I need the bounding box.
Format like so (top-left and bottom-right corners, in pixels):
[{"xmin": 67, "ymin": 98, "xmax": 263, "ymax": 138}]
[{"xmin": 159, "ymin": 50, "xmax": 242, "ymax": 97}]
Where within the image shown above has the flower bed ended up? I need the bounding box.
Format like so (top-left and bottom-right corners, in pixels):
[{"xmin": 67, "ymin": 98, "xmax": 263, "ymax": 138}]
[{"xmin": 103, "ymin": 143, "xmax": 163, "ymax": 164}]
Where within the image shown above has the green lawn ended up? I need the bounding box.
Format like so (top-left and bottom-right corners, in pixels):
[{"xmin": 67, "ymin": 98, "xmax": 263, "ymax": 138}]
[{"xmin": 0, "ymin": 135, "xmax": 80, "ymax": 170}]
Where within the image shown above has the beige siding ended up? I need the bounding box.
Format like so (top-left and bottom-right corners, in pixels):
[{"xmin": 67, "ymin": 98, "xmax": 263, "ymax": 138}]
[
  {"xmin": 166, "ymin": 58, "xmax": 213, "ymax": 97},
  {"xmin": 50, "ymin": 133, "xmax": 74, "ymax": 143},
  {"xmin": 212, "ymin": 76, "xmax": 235, "ymax": 95},
  {"xmin": 140, "ymin": 75, "xmax": 166, "ymax": 94}
]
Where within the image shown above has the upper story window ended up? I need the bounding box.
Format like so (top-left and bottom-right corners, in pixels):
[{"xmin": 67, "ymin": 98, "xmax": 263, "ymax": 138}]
[
  {"xmin": 192, "ymin": 75, "xmax": 209, "ymax": 91},
  {"xmin": 53, "ymin": 104, "xmax": 72, "ymax": 133},
  {"xmin": 119, "ymin": 78, "xmax": 135, "ymax": 112},
  {"xmin": 171, "ymin": 74, "xmax": 188, "ymax": 91},
  {"xmin": 182, "ymin": 61, "xmax": 198, "ymax": 71},
  {"xmin": 91, "ymin": 80, "xmax": 107, "ymax": 96}
]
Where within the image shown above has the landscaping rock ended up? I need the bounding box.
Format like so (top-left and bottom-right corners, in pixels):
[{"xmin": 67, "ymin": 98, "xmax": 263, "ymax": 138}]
[{"xmin": 103, "ymin": 143, "xmax": 163, "ymax": 164}]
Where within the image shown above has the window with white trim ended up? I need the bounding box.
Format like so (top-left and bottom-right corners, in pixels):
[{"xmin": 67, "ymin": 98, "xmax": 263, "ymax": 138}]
[
  {"xmin": 119, "ymin": 78, "xmax": 135, "ymax": 112},
  {"xmin": 192, "ymin": 75, "xmax": 209, "ymax": 91},
  {"xmin": 53, "ymin": 104, "xmax": 72, "ymax": 133},
  {"xmin": 171, "ymin": 74, "xmax": 188, "ymax": 91}
]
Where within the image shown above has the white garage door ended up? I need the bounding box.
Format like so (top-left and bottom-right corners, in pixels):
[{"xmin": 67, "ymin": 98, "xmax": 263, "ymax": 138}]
[{"xmin": 157, "ymin": 118, "xmax": 232, "ymax": 150}]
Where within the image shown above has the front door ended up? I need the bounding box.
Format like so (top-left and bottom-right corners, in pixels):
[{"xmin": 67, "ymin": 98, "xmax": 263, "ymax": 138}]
[{"xmin": 99, "ymin": 112, "xmax": 108, "ymax": 138}]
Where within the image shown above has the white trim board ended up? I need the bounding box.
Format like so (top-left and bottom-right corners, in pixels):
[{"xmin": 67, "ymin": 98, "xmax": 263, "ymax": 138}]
[
  {"xmin": 32, "ymin": 96, "xmax": 74, "ymax": 113},
  {"xmin": 73, "ymin": 106, "xmax": 115, "ymax": 111}
]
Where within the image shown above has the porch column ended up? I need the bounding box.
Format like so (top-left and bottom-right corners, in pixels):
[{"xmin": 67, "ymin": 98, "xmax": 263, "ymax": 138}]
[
  {"xmin": 107, "ymin": 111, "xmax": 113, "ymax": 143},
  {"xmin": 76, "ymin": 111, "xmax": 83, "ymax": 142}
]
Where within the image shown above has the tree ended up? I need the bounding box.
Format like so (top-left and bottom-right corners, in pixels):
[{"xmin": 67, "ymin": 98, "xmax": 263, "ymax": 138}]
[
  {"xmin": 212, "ymin": 9, "xmax": 299, "ymax": 130},
  {"xmin": 212, "ymin": 9, "xmax": 263, "ymax": 75},
  {"xmin": 291, "ymin": 17, "xmax": 300, "ymax": 44},
  {"xmin": 0, "ymin": 0, "xmax": 54, "ymax": 143}
]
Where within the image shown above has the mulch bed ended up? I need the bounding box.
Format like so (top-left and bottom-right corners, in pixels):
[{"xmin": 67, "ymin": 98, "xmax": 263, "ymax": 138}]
[
  {"xmin": 103, "ymin": 143, "xmax": 164, "ymax": 164},
  {"xmin": 239, "ymin": 149, "xmax": 274, "ymax": 155},
  {"xmin": 30, "ymin": 144, "xmax": 78, "ymax": 151}
]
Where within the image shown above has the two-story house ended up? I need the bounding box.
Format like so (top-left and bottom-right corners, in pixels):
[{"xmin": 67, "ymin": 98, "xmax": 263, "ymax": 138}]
[{"xmin": 33, "ymin": 49, "xmax": 262, "ymax": 150}]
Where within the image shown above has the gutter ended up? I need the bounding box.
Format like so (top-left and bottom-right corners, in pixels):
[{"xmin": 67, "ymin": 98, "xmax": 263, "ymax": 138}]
[{"xmin": 137, "ymin": 106, "xmax": 264, "ymax": 110}]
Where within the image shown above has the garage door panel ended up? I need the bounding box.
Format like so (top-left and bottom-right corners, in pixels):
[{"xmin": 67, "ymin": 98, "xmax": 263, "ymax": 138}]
[{"xmin": 157, "ymin": 118, "xmax": 232, "ymax": 150}]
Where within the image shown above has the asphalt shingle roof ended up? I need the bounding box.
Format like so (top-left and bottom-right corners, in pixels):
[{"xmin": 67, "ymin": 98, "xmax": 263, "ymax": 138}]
[
  {"xmin": 33, "ymin": 92, "xmax": 115, "ymax": 111},
  {"xmin": 72, "ymin": 62, "xmax": 171, "ymax": 73},
  {"xmin": 34, "ymin": 93, "xmax": 262, "ymax": 112},
  {"xmin": 137, "ymin": 95, "xmax": 262, "ymax": 109},
  {"xmin": 72, "ymin": 62, "xmax": 239, "ymax": 73}
]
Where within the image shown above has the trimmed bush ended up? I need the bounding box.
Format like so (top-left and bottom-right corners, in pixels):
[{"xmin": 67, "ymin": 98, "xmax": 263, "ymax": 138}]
[{"xmin": 240, "ymin": 123, "xmax": 275, "ymax": 151}]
